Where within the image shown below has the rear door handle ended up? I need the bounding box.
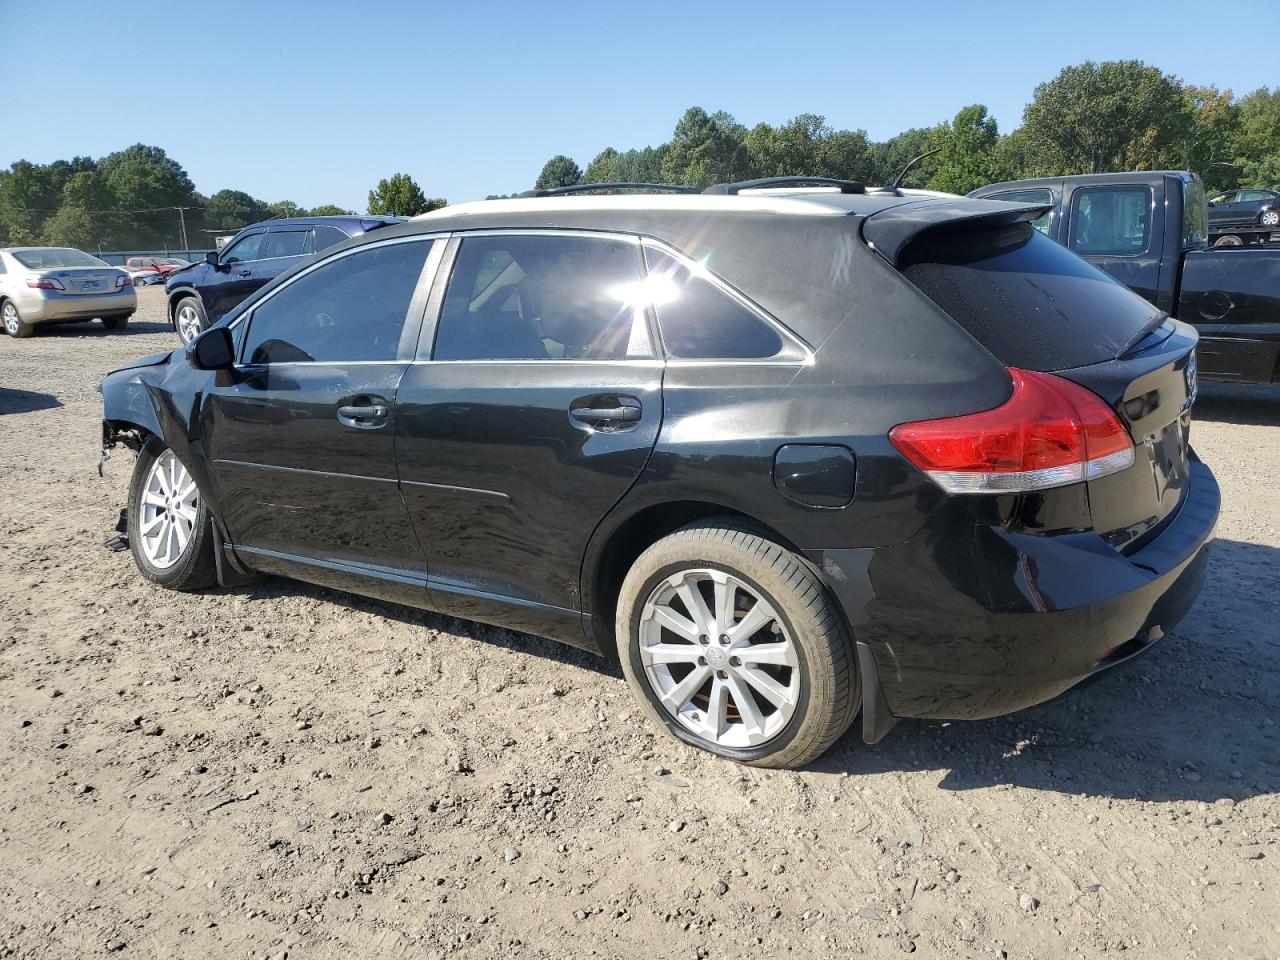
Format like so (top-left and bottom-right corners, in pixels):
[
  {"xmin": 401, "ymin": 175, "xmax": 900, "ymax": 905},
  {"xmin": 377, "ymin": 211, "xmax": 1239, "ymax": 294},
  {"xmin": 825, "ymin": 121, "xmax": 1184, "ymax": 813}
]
[
  {"xmin": 337, "ymin": 398, "xmax": 389, "ymax": 429},
  {"xmin": 569, "ymin": 395, "xmax": 642, "ymax": 428}
]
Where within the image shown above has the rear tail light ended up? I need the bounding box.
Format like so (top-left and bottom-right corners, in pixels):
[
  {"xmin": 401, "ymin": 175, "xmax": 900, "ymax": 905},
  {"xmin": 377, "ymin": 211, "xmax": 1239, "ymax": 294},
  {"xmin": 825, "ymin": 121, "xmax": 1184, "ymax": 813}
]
[
  {"xmin": 115, "ymin": 274, "xmax": 132, "ymax": 288},
  {"xmin": 889, "ymin": 368, "xmax": 1135, "ymax": 494},
  {"xmin": 26, "ymin": 277, "xmax": 64, "ymax": 290}
]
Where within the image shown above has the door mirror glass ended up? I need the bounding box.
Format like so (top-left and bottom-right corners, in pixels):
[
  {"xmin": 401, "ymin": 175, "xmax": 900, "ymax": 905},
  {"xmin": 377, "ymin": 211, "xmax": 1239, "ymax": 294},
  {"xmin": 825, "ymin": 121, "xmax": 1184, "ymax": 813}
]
[
  {"xmin": 187, "ymin": 325, "xmax": 236, "ymax": 370},
  {"xmin": 205, "ymin": 251, "xmax": 219, "ymax": 267}
]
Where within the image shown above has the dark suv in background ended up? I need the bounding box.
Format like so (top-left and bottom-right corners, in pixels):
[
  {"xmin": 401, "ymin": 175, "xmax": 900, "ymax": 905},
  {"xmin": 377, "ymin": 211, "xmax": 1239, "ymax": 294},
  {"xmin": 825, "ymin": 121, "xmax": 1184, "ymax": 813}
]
[
  {"xmin": 103, "ymin": 180, "xmax": 1218, "ymax": 769},
  {"xmin": 165, "ymin": 215, "xmax": 401, "ymax": 343}
]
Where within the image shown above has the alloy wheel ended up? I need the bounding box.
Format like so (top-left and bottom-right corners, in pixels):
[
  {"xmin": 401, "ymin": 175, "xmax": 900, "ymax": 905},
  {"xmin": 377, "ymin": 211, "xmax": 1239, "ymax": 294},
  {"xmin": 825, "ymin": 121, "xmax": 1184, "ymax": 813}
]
[
  {"xmin": 1262, "ymin": 210, "xmax": 1280, "ymax": 227},
  {"xmin": 2, "ymin": 302, "xmax": 18, "ymax": 335},
  {"xmin": 176, "ymin": 302, "xmax": 202, "ymax": 343},
  {"xmin": 139, "ymin": 450, "xmax": 199, "ymax": 569},
  {"xmin": 638, "ymin": 568, "xmax": 801, "ymax": 749}
]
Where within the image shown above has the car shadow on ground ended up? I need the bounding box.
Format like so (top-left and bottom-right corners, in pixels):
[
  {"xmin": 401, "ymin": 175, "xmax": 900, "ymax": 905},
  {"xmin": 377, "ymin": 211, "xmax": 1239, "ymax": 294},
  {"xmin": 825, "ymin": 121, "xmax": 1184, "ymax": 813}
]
[
  {"xmin": 1193, "ymin": 381, "xmax": 1280, "ymax": 426},
  {"xmin": 213, "ymin": 537, "xmax": 1277, "ymax": 805},
  {"xmin": 0, "ymin": 387, "xmax": 61, "ymax": 415},
  {"xmin": 29, "ymin": 320, "xmax": 172, "ymax": 338}
]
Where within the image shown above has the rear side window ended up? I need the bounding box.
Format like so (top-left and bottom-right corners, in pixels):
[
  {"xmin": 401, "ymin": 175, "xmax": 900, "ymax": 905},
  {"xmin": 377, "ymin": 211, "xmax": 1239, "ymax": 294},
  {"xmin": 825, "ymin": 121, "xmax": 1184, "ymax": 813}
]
[
  {"xmin": 434, "ymin": 234, "xmax": 652, "ymax": 361},
  {"xmin": 242, "ymin": 240, "xmax": 431, "ymax": 364},
  {"xmin": 641, "ymin": 248, "xmax": 783, "ymax": 359},
  {"xmin": 988, "ymin": 189, "xmax": 1053, "ymax": 235},
  {"xmin": 263, "ymin": 229, "xmax": 308, "ymax": 259},
  {"xmin": 1067, "ymin": 185, "xmax": 1151, "ymax": 256},
  {"xmin": 313, "ymin": 225, "xmax": 349, "ymax": 252},
  {"xmin": 899, "ymin": 223, "xmax": 1161, "ymax": 371},
  {"xmin": 1183, "ymin": 178, "xmax": 1208, "ymax": 248}
]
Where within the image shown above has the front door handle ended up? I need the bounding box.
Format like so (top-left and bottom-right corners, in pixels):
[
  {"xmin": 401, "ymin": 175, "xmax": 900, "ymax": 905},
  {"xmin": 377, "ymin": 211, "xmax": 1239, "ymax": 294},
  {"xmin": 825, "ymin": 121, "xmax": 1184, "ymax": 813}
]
[
  {"xmin": 337, "ymin": 397, "xmax": 389, "ymax": 429},
  {"xmin": 236, "ymin": 269, "xmax": 252, "ymax": 277},
  {"xmin": 569, "ymin": 394, "xmax": 642, "ymax": 429}
]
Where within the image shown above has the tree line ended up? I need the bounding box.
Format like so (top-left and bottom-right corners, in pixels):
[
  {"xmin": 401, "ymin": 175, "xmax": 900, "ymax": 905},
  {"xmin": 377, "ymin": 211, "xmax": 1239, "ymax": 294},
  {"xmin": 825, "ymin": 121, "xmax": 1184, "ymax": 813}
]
[
  {"xmin": 2, "ymin": 60, "xmax": 1277, "ymax": 252},
  {"xmin": 526, "ymin": 61, "xmax": 1279, "ymax": 198}
]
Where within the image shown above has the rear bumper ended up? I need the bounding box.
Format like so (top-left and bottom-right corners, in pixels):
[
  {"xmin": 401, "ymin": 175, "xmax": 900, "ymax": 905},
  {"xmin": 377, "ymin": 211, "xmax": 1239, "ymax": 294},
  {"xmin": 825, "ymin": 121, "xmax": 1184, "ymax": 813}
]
[
  {"xmin": 19, "ymin": 290, "xmax": 136, "ymax": 323},
  {"xmin": 822, "ymin": 458, "xmax": 1219, "ymax": 724}
]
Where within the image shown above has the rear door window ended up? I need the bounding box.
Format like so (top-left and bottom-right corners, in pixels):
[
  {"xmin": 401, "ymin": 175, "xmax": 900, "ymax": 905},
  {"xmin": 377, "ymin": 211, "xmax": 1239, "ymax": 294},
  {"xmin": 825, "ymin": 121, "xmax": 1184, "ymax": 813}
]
[
  {"xmin": 641, "ymin": 247, "xmax": 784, "ymax": 359},
  {"xmin": 1067, "ymin": 185, "xmax": 1152, "ymax": 256},
  {"xmin": 899, "ymin": 223, "xmax": 1162, "ymax": 371},
  {"xmin": 263, "ymin": 229, "xmax": 308, "ymax": 259},
  {"xmin": 987, "ymin": 189, "xmax": 1053, "ymax": 235},
  {"xmin": 433, "ymin": 234, "xmax": 652, "ymax": 361}
]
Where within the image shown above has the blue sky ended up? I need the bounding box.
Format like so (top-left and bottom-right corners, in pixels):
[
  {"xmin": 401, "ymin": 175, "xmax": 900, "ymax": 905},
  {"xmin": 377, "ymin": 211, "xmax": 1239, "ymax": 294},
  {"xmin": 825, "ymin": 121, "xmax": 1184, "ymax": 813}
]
[{"xmin": 1, "ymin": 0, "xmax": 1275, "ymax": 210}]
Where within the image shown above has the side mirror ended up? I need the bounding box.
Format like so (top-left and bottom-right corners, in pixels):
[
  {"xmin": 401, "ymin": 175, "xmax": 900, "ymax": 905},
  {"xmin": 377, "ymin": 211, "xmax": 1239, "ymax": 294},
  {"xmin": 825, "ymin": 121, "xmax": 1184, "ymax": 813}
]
[
  {"xmin": 205, "ymin": 251, "xmax": 221, "ymax": 269},
  {"xmin": 187, "ymin": 326, "xmax": 236, "ymax": 371}
]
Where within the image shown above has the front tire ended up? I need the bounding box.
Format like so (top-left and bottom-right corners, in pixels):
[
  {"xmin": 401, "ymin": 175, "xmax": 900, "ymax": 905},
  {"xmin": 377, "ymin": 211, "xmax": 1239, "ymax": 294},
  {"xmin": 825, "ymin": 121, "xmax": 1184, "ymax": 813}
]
[
  {"xmin": 615, "ymin": 521, "xmax": 859, "ymax": 769},
  {"xmin": 2, "ymin": 300, "xmax": 33, "ymax": 337},
  {"xmin": 127, "ymin": 439, "xmax": 217, "ymax": 590},
  {"xmin": 101, "ymin": 313, "xmax": 131, "ymax": 331},
  {"xmin": 173, "ymin": 296, "xmax": 207, "ymax": 345}
]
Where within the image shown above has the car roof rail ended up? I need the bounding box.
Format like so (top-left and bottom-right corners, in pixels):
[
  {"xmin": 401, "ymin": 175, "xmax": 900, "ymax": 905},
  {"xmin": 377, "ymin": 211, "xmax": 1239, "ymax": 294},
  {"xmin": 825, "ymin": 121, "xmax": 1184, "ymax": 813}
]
[
  {"xmin": 703, "ymin": 176, "xmax": 865, "ymax": 195},
  {"xmin": 515, "ymin": 182, "xmax": 702, "ymax": 198}
]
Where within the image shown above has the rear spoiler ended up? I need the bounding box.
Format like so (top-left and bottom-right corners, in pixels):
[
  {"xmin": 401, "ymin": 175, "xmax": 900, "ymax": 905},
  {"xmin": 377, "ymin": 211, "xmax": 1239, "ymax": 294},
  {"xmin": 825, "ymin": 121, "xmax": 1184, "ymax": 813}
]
[{"xmin": 861, "ymin": 198, "xmax": 1051, "ymax": 266}]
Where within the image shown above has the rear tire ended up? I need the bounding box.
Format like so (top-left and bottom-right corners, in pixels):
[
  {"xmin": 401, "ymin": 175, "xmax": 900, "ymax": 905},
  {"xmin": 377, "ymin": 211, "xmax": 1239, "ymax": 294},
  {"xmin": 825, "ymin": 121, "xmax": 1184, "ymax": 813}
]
[
  {"xmin": 127, "ymin": 438, "xmax": 217, "ymax": 591},
  {"xmin": 101, "ymin": 313, "xmax": 131, "ymax": 331},
  {"xmin": 615, "ymin": 520, "xmax": 859, "ymax": 769},
  {"xmin": 1261, "ymin": 210, "xmax": 1280, "ymax": 228},
  {"xmin": 2, "ymin": 300, "xmax": 33, "ymax": 338},
  {"xmin": 173, "ymin": 296, "xmax": 207, "ymax": 345},
  {"xmin": 1213, "ymin": 234, "xmax": 1244, "ymax": 247}
]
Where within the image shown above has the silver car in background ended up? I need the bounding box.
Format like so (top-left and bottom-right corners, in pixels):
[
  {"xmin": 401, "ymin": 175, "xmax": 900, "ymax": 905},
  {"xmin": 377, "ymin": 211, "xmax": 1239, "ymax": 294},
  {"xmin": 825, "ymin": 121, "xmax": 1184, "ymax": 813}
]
[{"xmin": 0, "ymin": 247, "xmax": 136, "ymax": 338}]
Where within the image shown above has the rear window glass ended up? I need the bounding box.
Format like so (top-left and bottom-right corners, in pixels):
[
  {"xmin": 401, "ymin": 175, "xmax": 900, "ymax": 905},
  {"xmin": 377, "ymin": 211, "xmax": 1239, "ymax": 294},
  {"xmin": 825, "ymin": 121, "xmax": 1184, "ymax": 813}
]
[
  {"xmin": 899, "ymin": 223, "xmax": 1161, "ymax": 371},
  {"xmin": 12, "ymin": 248, "xmax": 107, "ymax": 269},
  {"xmin": 1183, "ymin": 178, "xmax": 1208, "ymax": 248},
  {"xmin": 988, "ymin": 189, "xmax": 1053, "ymax": 235}
]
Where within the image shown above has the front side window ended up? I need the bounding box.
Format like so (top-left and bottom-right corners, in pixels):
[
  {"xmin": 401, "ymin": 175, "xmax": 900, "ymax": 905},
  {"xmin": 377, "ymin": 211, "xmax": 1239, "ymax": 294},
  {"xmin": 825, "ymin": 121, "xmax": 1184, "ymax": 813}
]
[
  {"xmin": 262, "ymin": 229, "xmax": 308, "ymax": 259},
  {"xmin": 433, "ymin": 234, "xmax": 651, "ymax": 361},
  {"xmin": 242, "ymin": 240, "xmax": 431, "ymax": 364},
  {"xmin": 640, "ymin": 247, "xmax": 784, "ymax": 359},
  {"xmin": 1209, "ymin": 192, "xmax": 1235, "ymax": 204},
  {"xmin": 1067, "ymin": 186, "xmax": 1152, "ymax": 256},
  {"xmin": 221, "ymin": 232, "xmax": 265, "ymax": 264},
  {"xmin": 989, "ymin": 189, "xmax": 1054, "ymax": 235}
]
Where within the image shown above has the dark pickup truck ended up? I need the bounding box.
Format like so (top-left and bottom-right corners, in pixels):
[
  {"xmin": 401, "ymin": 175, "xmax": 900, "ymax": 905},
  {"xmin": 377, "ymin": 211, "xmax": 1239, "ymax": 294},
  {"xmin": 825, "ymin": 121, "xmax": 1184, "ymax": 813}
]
[{"xmin": 970, "ymin": 171, "xmax": 1280, "ymax": 383}]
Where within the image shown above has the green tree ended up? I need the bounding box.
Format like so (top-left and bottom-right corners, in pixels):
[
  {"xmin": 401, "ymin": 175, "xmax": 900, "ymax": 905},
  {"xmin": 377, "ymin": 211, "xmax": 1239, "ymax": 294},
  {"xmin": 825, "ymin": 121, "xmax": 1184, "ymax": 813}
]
[
  {"xmin": 1186, "ymin": 85, "xmax": 1240, "ymax": 191},
  {"xmin": 662, "ymin": 108, "xmax": 750, "ymax": 188},
  {"xmin": 268, "ymin": 200, "xmax": 306, "ymax": 219},
  {"xmin": 1233, "ymin": 86, "xmax": 1280, "ymax": 186},
  {"xmin": 865, "ymin": 128, "xmax": 937, "ymax": 188},
  {"xmin": 534, "ymin": 155, "xmax": 583, "ymax": 191},
  {"xmin": 308, "ymin": 203, "xmax": 354, "ymax": 216},
  {"xmin": 928, "ymin": 104, "xmax": 1000, "ymax": 195},
  {"xmin": 0, "ymin": 160, "xmax": 60, "ymax": 243},
  {"xmin": 582, "ymin": 148, "xmax": 622, "ymax": 183},
  {"xmin": 98, "ymin": 144, "xmax": 196, "ymax": 245},
  {"xmin": 43, "ymin": 205, "xmax": 98, "ymax": 249},
  {"xmin": 1021, "ymin": 60, "xmax": 1194, "ymax": 174},
  {"xmin": 367, "ymin": 173, "xmax": 444, "ymax": 216},
  {"xmin": 205, "ymin": 189, "xmax": 270, "ymax": 230}
]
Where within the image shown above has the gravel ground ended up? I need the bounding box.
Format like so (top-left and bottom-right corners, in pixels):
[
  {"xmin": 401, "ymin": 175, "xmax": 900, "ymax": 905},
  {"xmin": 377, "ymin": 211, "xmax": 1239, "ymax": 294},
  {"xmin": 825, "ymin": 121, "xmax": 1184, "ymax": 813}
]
[{"xmin": 1, "ymin": 286, "xmax": 1277, "ymax": 959}]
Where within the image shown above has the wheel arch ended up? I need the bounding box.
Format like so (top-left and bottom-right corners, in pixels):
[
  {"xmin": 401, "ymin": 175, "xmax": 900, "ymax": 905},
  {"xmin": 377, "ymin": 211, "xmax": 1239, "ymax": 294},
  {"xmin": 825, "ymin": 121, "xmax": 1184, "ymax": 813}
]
[{"xmin": 582, "ymin": 498, "xmax": 806, "ymax": 663}]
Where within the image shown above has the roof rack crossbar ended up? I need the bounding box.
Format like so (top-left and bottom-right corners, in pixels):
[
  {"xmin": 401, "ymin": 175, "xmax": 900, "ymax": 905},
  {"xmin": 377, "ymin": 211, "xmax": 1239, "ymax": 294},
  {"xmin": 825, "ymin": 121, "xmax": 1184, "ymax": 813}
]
[
  {"xmin": 702, "ymin": 176, "xmax": 865, "ymax": 195},
  {"xmin": 516, "ymin": 182, "xmax": 701, "ymax": 198}
]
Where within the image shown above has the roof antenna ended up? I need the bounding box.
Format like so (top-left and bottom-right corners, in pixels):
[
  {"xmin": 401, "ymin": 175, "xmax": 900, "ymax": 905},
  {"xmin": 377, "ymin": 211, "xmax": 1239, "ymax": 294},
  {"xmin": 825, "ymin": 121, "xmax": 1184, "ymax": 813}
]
[{"xmin": 874, "ymin": 147, "xmax": 941, "ymax": 195}]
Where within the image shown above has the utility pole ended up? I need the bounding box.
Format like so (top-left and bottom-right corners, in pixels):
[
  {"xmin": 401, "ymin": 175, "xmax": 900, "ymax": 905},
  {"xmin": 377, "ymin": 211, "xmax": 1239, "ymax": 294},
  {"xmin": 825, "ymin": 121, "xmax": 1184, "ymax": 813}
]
[{"xmin": 174, "ymin": 206, "xmax": 191, "ymax": 253}]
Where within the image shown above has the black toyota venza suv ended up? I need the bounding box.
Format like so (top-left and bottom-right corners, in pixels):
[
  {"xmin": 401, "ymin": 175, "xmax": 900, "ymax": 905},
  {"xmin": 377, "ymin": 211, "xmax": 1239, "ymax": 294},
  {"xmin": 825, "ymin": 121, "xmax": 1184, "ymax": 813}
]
[{"xmin": 100, "ymin": 178, "xmax": 1219, "ymax": 769}]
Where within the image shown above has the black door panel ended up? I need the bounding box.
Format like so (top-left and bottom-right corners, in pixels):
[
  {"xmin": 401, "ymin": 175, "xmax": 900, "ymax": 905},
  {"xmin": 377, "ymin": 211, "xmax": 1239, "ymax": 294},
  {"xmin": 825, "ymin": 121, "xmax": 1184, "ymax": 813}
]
[
  {"xmin": 394, "ymin": 361, "xmax": 663, "ymax": 624},
  {"xmin": 205, "ymin": 362, "xmax": 422, "ymax": 570}
]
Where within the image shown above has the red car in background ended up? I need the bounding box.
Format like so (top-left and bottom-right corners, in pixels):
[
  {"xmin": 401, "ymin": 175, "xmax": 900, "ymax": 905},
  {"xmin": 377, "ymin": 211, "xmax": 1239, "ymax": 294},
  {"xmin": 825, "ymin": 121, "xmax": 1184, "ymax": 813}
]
[{"xmin": 124, "ymin": 256, "xmax": 190, "ymax": 277}]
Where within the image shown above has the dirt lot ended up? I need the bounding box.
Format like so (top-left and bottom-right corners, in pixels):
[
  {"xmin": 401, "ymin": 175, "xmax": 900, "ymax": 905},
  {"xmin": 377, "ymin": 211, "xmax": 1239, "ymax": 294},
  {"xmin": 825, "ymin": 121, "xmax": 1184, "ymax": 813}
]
[{"xmin": 1, "ymin": 286, "xmax": 1277, "ymax": 959}]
